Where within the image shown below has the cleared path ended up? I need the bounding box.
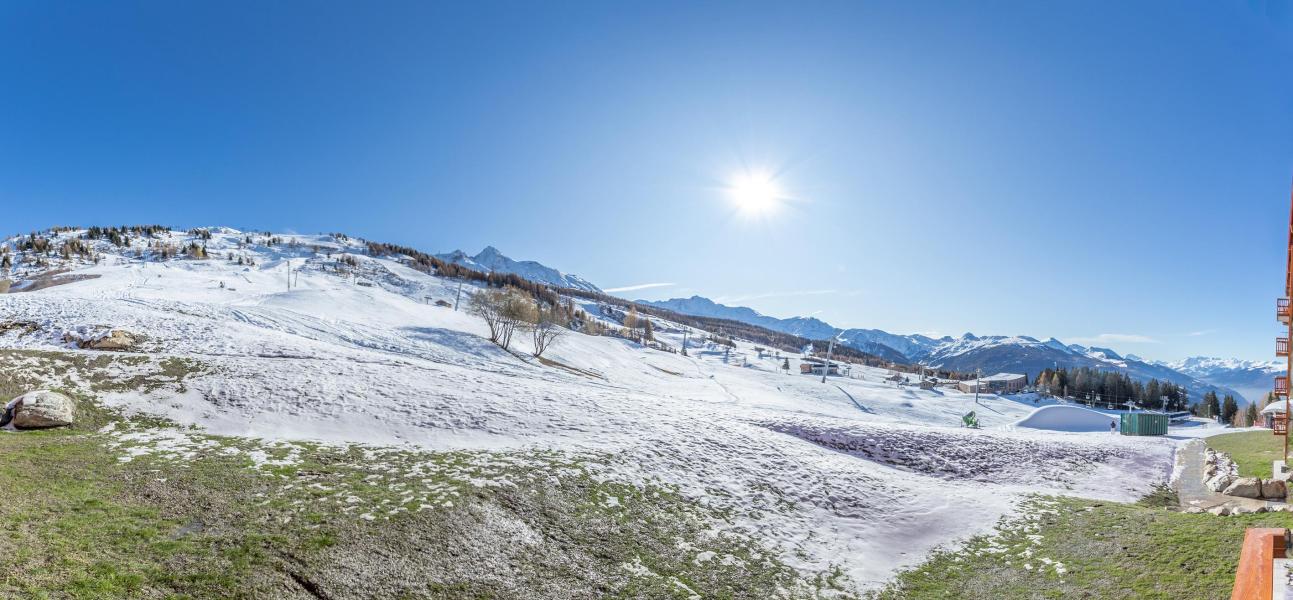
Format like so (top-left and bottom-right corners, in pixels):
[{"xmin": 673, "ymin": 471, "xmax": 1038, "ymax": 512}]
[{"xmin": 1176, "ymin": 439, "xmax": 1270, "ymax": 511}]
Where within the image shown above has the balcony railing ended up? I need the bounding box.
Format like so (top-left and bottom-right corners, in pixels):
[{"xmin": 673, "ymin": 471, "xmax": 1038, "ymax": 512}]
[
  {"xmin": 1280, "ymin": 337, "xmax": 1289, "ymax": 358},
  {"xmin": 1231, "ymin": 528, "xmax": 1288, "ymax": 599},
  {"xmin": 1277, "ymin": 375, "xmax": 1289, "ymax": 396},
  {"xmin": 1280, "ymin": 298, "xmax": 1291, "ymax": 324}
]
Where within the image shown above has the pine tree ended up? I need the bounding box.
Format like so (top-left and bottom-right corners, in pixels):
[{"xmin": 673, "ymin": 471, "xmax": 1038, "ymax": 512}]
[
  {"xmin": 1246, "ymin": 402, "xmax": 1259, "ymax": 427},
  {"xmin": 1203, "ymin": 391, "xmax": 1220, "ymax": 420},
  {"xmin": 1221, "ymin": 395, "xmax": 1238, "ymax": 425}
]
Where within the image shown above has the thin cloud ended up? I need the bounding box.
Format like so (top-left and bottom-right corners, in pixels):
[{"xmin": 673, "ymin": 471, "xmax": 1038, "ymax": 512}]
[
  {"xmin": 714, "ymin": 289, "xmax": 842, "ymax": 304},
  {"xmin": 603, "ymin": 282, "xmax": 675, "ymax": 293},
  {"xmin": 1186, "ymin": 329, "xmax": 1216, "ymax": 337},
  {"xmin": 1069, "ymin": 333, "xmax": 1160, "ymax": 345}
]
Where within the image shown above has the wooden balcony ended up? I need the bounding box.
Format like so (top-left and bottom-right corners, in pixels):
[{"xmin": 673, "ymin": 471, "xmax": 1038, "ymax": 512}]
[
  {"xmin": 1280, "ymin": 298, "xmax": 1292, "ymax": 324},
  {"xmin": 1231, "ymin": 528, "xmax": 1287, "ymax": 600},
  {"xmin": 1279, "ymin": 337, "xmax": 1289, "ymax": 358},
  {"xmin": 1277, "ymin": 376, "xmax": 1289, "ymax": 397}
]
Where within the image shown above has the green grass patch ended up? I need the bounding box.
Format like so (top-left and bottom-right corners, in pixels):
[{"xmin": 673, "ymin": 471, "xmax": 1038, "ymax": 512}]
[
  {"xmin": 870, "ymin": 495, "xmax": 1293, "ymax": 600},
  {"xmin": 0, "ymin": 429, "xmax": 275, "ymax": 598},
  {"xmin": 0, "ymin": 348, "xmax": 843, "ymax": 598},
  {"xmin": 1207, "ymin": 430, "xmax": 1283, "ymax": 478}
]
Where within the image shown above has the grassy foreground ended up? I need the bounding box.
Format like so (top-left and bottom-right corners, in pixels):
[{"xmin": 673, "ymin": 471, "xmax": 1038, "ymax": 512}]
[
  {"xmin": 869, "ymin": 489, "xmax": 1293, "ymax": 600},
  {"xmin": 0, "ymin": 350, "xmax": 845, "ymax": 599},
  {"xmin": 1207, "ymin": 430, "xmax": 1283, "ymax": 479}
]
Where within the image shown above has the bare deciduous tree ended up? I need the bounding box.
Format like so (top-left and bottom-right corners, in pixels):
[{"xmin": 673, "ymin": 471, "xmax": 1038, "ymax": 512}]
[
  {"xmin": 529, "ymin": 306, "xmax": 566, "ymax": 357},
  {"xmin": 470, "ymin": 287, "xmax": 535, "ymax": 350}
]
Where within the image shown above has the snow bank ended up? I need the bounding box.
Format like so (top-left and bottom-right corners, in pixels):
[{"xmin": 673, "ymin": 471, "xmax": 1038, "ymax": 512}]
[{"xmin": 1014, "ymin": 405, "xmax": 1118, "ymax": 432}]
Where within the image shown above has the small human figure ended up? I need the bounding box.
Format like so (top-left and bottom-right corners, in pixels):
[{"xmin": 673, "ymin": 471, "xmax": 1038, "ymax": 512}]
[{"xmin": 1110, "ymin": 420, "xmax": 1117, "ymax": 434}]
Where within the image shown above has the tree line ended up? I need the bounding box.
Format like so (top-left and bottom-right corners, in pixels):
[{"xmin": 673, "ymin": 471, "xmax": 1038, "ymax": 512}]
[{"xmin": 1035, "ymin": 366, "xmax": 1190, "ymax": 411}]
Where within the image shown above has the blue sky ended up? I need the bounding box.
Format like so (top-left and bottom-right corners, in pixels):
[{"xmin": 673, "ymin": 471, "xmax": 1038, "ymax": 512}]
[{"xmin": 2, "ymin": 1, "xmax": 1292, "ymax": 362}]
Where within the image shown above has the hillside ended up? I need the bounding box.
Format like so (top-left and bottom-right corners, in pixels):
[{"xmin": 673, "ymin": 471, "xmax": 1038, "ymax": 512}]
[{"xmin": 0, "ymin": 225, "xmax": 1191, "ymax": 598}]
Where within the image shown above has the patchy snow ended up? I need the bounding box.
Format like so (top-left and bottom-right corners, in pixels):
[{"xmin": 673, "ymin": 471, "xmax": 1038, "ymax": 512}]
[{"xmin": 0, "ymin": 227, "xmax": 1189, "ymax": 592}]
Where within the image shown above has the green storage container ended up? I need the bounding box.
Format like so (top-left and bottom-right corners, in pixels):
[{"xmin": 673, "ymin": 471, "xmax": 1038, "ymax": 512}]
[{"xmin": 1120, "ymin": 412, "xmax": 1168, "ymax": 436}]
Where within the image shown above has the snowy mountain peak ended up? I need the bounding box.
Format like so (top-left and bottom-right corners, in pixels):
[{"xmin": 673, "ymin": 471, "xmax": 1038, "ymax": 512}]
[
  {"xmin": 1088, "ymin": 347, "xmax": 1123, "ymax": 361},
  {"xmin": 435, "ymin": 247, "xmax": 601, "ymax": 293}
]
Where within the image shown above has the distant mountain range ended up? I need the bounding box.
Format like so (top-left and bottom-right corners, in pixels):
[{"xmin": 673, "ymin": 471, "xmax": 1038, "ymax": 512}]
[
  {"xmin": 431, "ymin": 249, "xmax": 1270, "ymax": 405},
  {"xmin": 640, "ymin": 295, "xmax": 1263, "ymax": 404},
  {"xmin": 435, "ymin": 246, "xmax": 601, "ymax": 293},
  {"xmin": 1162, "ymin": 357, "xmax": 1283, "ymax": 406}
]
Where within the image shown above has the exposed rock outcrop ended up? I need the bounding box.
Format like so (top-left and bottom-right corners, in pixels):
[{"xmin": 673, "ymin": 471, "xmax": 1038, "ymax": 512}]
[
  {"xmin": 1262, "ymin": 479, "xmax": 1287, "ymax": 500},
  {"xmin": 1203, "ymin": 449, "xmax": 1238, "ymax": 492},
  {"xmin": 1204, "ymin": 447, "xmax": 1290, "ymax": 500},
  {"xmin": 1222, "ymin": 477, "xmax": 1263, "ymax": 499},
  {"xmin": 9, "ymin": 390, "xmax": 75, "ymax": 429},
  {"xmin": 62, "ymin": 327, "xmax": 136, "ymax": 351}
]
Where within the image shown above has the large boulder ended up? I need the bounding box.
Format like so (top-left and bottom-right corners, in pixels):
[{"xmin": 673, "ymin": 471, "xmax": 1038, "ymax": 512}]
[
  {"xmin": 1223, "ymin": 477, "xmax": 1264, "ymax": 499},
  {"xmin": 1206, "ymin": 473, "xmax": 1236, "ymax": 492},
  {"xmin": 89, "ymin": 330, "xmax": 135, "ymax": 351},
  {"xmin": 62, "ymin": 328, "xmax": 136, "ymax": 351},
  {"xmin": 1263, "ymin": 479, "xmax": 1288, "ymax": 500},
  {"xmin": 11, "ymin": 391, "xmax": 75, "ymax": 429}
]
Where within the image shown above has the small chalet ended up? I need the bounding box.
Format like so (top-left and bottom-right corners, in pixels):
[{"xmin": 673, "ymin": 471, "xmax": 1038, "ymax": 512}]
[
  {"xmin": 800, "ymin": 357, "xmax": 841, "ymax": 376},
  {"xmin": 957, "ymin": 373, "xmax": 1027, "ymax": 394}
]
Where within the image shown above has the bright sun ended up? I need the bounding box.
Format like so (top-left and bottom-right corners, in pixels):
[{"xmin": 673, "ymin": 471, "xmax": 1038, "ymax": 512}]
[{"xmin": 727, "ymin": 170, "xmax": 782, "ymax": 215}]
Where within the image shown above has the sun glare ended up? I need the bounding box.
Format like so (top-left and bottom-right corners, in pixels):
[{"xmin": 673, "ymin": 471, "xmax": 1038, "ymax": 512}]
[{"xmin": 727, "ymin": 170, "xmax": 783, "ymax": 215}]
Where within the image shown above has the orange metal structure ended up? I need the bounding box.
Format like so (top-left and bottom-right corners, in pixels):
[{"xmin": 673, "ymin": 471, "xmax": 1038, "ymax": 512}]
[{"xmin": 1231, "ymin": 528, "xmax": 1288, "ymax": 600}]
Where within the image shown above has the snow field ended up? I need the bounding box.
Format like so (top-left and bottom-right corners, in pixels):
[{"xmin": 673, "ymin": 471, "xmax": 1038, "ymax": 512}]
[{"xmin": 0, "ymin": 228, "xmax": 1184, "ymax": 591}]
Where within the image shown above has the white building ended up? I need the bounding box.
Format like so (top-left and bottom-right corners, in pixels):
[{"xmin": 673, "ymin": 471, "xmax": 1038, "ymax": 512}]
[{"xmin": 958, "ymin": 373, "xmax": 1027, "ymax": 394}]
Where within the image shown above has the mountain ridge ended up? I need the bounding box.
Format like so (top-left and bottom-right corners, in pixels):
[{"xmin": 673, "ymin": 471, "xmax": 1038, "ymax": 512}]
[
  {"xmin": 435, "ymin": 246, "xmax": 601, "ymax": 293},
  {"xmin": 640, "ymin": 295, "xmax": 1256, "ymax": 403}
]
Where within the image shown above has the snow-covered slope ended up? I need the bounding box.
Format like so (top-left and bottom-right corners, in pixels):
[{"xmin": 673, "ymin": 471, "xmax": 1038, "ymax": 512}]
[
  {"xmin": 435, "ymin": 246, "xmax": 601, "ymax": 293},
  {"xmin": 0, "ymin": 227, "xmax": 1182, "ymax": 593}
]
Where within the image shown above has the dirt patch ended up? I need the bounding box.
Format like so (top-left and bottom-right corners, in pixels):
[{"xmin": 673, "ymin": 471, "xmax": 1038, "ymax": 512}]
[
  {"xmin": 537, "ymin": 356, "xmax": 606, "ymax": 380},
  {"xmin": 0, "ymin": 320, "xmax": 40, "ymax": 336},
  {"xmin": 10, "ymin": 269, "xmax": 101, "ymax": 292},
  {"xmin": 765, "ymin": 419, "xmax": 1134, "ymax": 486}
]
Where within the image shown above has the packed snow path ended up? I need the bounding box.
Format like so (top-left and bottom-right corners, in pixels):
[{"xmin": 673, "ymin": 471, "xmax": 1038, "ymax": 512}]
[{"xmin": 0, "ymin": 229, "xmax": 1181, "ymax": 590}]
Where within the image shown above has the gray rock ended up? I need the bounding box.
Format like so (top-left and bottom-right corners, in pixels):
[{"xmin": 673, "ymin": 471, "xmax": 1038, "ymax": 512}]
[
  {"xmin": 1207, "ymin": 473, "xmax": 1236, "ymax": 492},
  {"xmin": 1263, "ymin": 479, "xmax": 1288, "ymax": 500},
  {"xmin": 11, "ymin": 390, "xmax": 75, "ymax": 429},
  {"xmin": 1224, "ymin": 477, "xmax": 1264, "ymax": 499},
  {"xmin": 1231, "ymin": 506, "xmax": 1252, "ymax": 515},
  {"xmin": 1208, "ymin": 506, "xmax": 1231, "ymax": 516},
  {"xmin": 89, "ymin": 330, "xmax": 135, "ymax": 351},
  {"xmin": 63, "ymin": 328, "xmax": 136, "ymax": 351},
  {"xmin": 1184, "ymin": 507, "xmax": 1205, "ymax": 514}
]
